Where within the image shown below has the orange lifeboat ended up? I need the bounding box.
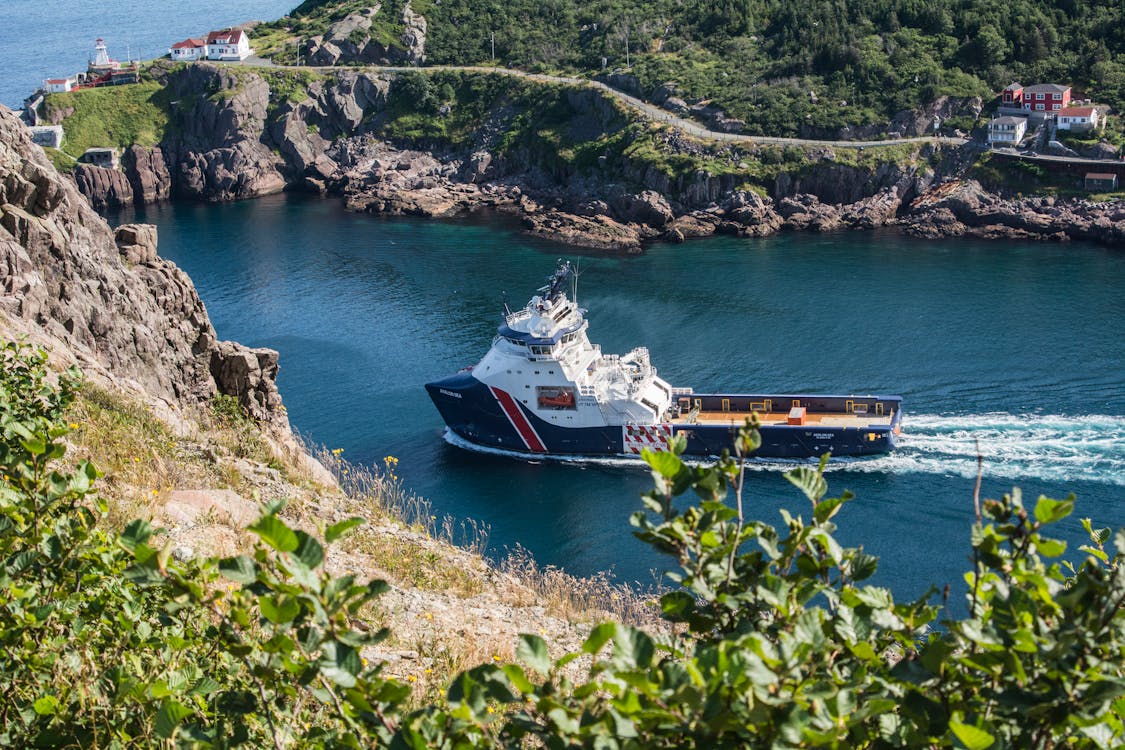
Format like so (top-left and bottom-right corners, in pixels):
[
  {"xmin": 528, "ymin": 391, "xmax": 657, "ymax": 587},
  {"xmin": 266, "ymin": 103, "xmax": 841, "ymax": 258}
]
[{"xmin": 538, "ymin": 389, "xmax": 576, "ymax": 409}]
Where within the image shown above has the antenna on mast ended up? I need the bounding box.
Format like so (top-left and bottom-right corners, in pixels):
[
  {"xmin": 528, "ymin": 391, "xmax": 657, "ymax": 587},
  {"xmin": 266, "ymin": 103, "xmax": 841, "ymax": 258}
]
[
  {"xmin": 502, "ymin": 290, "xmax": 511, "ymax": 317},
  {"xmin": 572, "ymin": 259, "xmax": 581, "ymax": 306}
]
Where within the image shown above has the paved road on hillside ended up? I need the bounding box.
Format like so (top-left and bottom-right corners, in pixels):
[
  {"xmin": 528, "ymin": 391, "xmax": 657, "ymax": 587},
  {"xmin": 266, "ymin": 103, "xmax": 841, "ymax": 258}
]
[
  {"xmin": 233, "ymin": 58, "xmax": 970, "ymax": 150},
  {"xmin": 378, "ymin": 65, "xmax": 971, "ymax": 150}
]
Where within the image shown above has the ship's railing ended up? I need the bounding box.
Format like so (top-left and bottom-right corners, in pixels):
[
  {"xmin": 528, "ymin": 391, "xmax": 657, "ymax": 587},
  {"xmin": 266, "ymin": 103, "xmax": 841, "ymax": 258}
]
[
  {"xmin": 670, "ymin": 387, "xmax": 694, "ymax": 395},
  {"xmin": 505, "ymin": 309, "xmax": 532, "ymax": 325}
]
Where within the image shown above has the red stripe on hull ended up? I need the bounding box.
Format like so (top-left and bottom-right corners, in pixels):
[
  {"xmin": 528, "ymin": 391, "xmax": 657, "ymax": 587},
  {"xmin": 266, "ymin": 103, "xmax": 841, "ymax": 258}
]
[{"xmin": 490, "ymin": 387, "xmax": 547, "ymax": 453}]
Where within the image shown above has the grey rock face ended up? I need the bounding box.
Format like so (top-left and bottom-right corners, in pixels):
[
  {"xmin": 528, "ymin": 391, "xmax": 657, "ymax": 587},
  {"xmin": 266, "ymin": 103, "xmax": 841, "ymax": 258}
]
[
  {"xmin": 612, "ymin": 190, "xmax": 674, "ymax": 228},
  {"xmin": 904, "ymin": 179, "xmax": 1125, "ymax": 245},
  {"xmin": 124, "ymin": 145, "xmax": 172, "ymax": 203},
  {"xmin": 0, "ymin": 105, "xmax": 288, "ymax": 424},
  {"xmin": 306, "ymin": 3, "xmax": 425, "ymax": 66},
  {"xmin": 72, "ymin": 164, "xmax": 133, "ymax": 209},
  {"xmin": 114, "ymin": 223, "xmax": 158, "ymax": 264},
  {"xmin": 158, "ymin": 64, "xmax": 286, "ymax": 201},
  {"xmin": 399, "ymin": 2, "xmax": 427, "ymax": 64}
]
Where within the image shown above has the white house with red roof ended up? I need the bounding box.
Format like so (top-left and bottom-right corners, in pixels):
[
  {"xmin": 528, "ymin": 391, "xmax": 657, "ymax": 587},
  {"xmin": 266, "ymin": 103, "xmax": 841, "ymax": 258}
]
[
  {"xmin": 46, "ymin": 77, "xmax": 74, "ymax": 93},
  {"xmin": 1057, "ymin": 106, "xmax": 1099, "ymax": 132},
  {"xmin": 170, "ymin": 38, "xmax": 207, "ymax": 61},
  {"xmin": 205, "ymin": 28, "xmax": 252, "ymax": 61}
]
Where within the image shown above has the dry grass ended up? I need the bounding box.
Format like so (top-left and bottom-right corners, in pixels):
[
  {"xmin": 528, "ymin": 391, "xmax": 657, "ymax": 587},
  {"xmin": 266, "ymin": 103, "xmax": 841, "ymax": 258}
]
[
  {"xmin": 499, "ymin": 546, "xmax": 662, "ymax": 627},
  {"xmin": 66, "ymin": 380, "xmax": 668, "ymax": 700},
  {"xmin": 315, "ymin": 447, "xmax": 491, "ymax": 554},
  {"xmin": 67, "ymin": 384, "xmax": 207, "ymax": 529},
  {"xmin": 311, "ymin": 443, "xmax": 663, "ymax": 626}
]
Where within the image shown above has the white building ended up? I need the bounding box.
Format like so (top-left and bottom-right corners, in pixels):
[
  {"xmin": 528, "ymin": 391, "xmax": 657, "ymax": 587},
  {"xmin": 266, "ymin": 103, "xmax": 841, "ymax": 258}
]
[
  {"xmin": 46, "ymin": 77, "xmax": 74, "ymax": 93},
  {"xmin": 988, "ymin": 116, "xmax": 1027, "ymax": 145},
  {"xmin": 28, "ymin": 125, "xmax": 64, "ymax": 149},
  {"xmin": 1057, "ymin": 106, "xmax": 1099, "ymax": 132},
  {"xmin": 170, "ymin": 38, "xmax": 207, "ymax": 61},
  {"xmin": 89, "ymin": 38, "xmax": 119, "ymax": 72},
  {"xmin": 205, "ymin": 28, "xmax": 252, "ymax": 61}
]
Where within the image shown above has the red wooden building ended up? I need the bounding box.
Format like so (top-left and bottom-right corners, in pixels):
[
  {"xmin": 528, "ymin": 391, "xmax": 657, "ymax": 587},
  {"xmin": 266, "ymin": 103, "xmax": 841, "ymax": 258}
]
[{"xmin": 1002, "ymin": 82, "xmax": 1071, "ymax": 112}]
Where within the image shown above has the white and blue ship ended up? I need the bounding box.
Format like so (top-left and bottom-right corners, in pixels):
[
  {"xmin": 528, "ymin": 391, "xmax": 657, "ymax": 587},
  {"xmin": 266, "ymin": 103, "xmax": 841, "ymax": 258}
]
[{"xmin": 426, "ymin": 263, "xmax": 903, "ymax": 459}]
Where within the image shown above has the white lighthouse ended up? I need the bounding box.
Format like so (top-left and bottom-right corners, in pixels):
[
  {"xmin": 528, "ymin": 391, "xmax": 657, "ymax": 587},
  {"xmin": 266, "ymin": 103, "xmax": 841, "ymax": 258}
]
[{"xmin": 89, "ymin": 38, "xmax": 118, "ymax": 71}]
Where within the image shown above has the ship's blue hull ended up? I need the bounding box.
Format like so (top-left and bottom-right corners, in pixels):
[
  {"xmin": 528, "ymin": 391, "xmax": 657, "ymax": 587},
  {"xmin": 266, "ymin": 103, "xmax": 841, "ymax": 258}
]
[{"xmin": 426, "ymin": 372, "xmax": 902, "ymax": 459}]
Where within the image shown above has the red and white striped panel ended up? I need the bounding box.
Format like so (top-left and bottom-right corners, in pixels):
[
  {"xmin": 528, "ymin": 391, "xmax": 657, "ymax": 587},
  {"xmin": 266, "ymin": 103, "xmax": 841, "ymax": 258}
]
[
  {"xmin": 622, "ymin": 423, "xmax": 673, "ymax": 454},
  {"xmin": 490, "ymin": 386, "xmax": 547, "ymax": 453}
]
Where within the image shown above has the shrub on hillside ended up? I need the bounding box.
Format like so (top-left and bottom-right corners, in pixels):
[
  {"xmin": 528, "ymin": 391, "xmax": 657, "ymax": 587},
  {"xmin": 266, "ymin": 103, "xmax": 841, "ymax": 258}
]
[{"xmin": 2, "ymin": 339, "xmax": 1123, "ymax": 747}]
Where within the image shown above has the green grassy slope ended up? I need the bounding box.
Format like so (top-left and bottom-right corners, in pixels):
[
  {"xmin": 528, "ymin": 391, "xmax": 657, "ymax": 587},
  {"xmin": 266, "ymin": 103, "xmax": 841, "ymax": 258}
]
[{"xmin": 254, "ymin": 0, "xmax": 1125, "ymax": 136}]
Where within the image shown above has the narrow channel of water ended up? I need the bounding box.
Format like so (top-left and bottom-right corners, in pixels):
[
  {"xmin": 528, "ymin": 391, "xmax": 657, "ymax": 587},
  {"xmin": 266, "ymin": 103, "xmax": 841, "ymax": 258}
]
[{"xmin": 110, "ymin": 193, "xmax": 1125, "ymax": 605}]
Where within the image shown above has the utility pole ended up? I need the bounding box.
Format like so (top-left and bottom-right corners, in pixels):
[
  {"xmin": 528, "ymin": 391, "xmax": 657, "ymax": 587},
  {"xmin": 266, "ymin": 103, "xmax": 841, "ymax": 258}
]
[
  {"xmin": 490, "ymin": 31, "xmax": 495, "ymax": 63},
  {"xmin": 624, "ymin": 20, "xmax": 630, "ymax": 66}
]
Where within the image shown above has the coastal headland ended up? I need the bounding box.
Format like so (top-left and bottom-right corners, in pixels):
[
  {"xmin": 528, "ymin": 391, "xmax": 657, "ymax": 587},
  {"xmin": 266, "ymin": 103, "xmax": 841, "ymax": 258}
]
[{"xmin": 30, "ymin": 58, "xmax": 1125, "ymax": 249}]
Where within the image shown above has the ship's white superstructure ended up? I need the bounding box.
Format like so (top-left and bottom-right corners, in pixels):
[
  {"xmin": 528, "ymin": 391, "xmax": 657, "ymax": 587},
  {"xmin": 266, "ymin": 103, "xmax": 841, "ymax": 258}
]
[{"xmin": 469, "ymin": 267, "xmax": 677, "ymax": 429}]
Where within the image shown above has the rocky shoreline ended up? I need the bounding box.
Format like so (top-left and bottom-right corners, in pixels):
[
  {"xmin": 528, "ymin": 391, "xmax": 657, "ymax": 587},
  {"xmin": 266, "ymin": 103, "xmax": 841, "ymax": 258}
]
[
  {"xmin": 41, "ymin": 62, "xmax": 1123, "ymax": 249},
  {"xmin": 325, "ymin": 138, "xmax": 1125, "ymax": 250}
]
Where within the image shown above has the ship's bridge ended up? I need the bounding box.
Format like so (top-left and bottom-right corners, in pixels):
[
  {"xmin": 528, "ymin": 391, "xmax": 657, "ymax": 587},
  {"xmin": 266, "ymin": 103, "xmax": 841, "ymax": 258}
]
[{"xmin": 497, "ymin": 292, "xmax": 589, "ymax": 357}]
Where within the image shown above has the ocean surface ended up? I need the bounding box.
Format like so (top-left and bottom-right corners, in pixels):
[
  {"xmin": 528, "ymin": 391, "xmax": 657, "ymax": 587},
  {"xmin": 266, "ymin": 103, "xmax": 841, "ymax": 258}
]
[
  {"xmin": 108, "ymin": 194, "xmax": 1125, "ymax": 606},
  {"xmin": 0, "ymin": 0, "xmax": 294, "ymax": 108}
]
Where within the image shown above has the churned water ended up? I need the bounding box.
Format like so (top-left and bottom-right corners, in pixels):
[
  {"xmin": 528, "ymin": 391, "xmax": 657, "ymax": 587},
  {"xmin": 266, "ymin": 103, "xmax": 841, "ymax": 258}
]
[{"xmin": 108, "ymin": 193, "xmax": 1125, "ymax": 605}]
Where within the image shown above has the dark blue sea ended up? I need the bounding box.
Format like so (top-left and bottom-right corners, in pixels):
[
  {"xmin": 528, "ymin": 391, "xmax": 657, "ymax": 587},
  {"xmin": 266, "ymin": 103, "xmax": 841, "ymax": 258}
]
[{"xmin": 109, "ymin": 194, "xmax": 1125, "ymax": 606}]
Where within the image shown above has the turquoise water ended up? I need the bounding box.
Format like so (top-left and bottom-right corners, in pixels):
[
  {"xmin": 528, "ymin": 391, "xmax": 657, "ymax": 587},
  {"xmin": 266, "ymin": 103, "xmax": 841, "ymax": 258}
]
[
  {"xmin": 0, "ymin": 0, "xmax": 294, "ymax": 108},
  {"xmin": 110, "ymin": 194, "xmax": 1125, "ymax": 603}
]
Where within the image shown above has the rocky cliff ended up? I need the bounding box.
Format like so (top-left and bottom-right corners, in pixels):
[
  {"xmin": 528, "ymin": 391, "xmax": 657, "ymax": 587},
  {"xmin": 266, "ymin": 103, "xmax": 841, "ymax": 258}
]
[
  {"xmin": 0, "ymin": 104, "xmax": 286, "ymax": 424},
  {"xmin": 59, "ymin": 64, "xmax": 1123, "ymax": 250},
  {"xmin": 904, "ymin": 179, "xmax": 1125, "ymax": 244}
]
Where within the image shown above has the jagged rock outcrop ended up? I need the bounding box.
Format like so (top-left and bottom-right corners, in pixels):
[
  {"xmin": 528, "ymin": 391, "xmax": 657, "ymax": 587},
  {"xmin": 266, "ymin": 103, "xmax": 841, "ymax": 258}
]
[
  {"xmin": 68, "ymin": 146, "xmax": 170, "ymax": 209},
  {"xmin": 723, "ymin": 190, "xmax": 783, "ymax": 236},
  {"xmin": 306, "ymin": 2, "xmax": 426, "ymax": 66},
  {"xmin": 0, "ymin": 105, "xmax": 288, "ymax": 425},
  {"xmin": 1082, "ymin": 141, "xmax": 1120, "ymax": 160},
  {"xmin": 523, "ymin": 211, "xmax": 647, "ymax": 253},
  {"xmin": 157, "ymin": 64, "xmax": 286, "ymax": 201},
  {"xmin": 612, "ymin": 190, "xmax": 673, "ymax": 228},
  {"xmin": 123, "ymin": 145, "xmax": 172, "ymax": 203},
  {"xmin": 904, "ymin": 180, "xmax": 1125, "ymax": 245},
  {"xmin": 114, "ymin": 223, "xmax": 158, "ymax": 264},
  {"xmin": 72, "ymin": 163, "xmax": 133, "ymax": 209}
]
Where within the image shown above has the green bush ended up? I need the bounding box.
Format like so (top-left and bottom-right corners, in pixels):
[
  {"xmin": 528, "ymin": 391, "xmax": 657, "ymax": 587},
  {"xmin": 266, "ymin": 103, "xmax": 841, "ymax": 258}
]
[
  {"xmin": 2, "ymin": 341, "xmax": 1123, "ymax": 747},
  {"xmin": 260, "ymin": 0, "xmax": 1119, "ymax": 136}
]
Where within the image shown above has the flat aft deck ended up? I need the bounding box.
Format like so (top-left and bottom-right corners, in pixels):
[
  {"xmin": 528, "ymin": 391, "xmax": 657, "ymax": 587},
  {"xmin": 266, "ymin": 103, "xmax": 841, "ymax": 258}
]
[{"xmin": 685, "ymin": 410, "xmax": 895, "ymax": 428}]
